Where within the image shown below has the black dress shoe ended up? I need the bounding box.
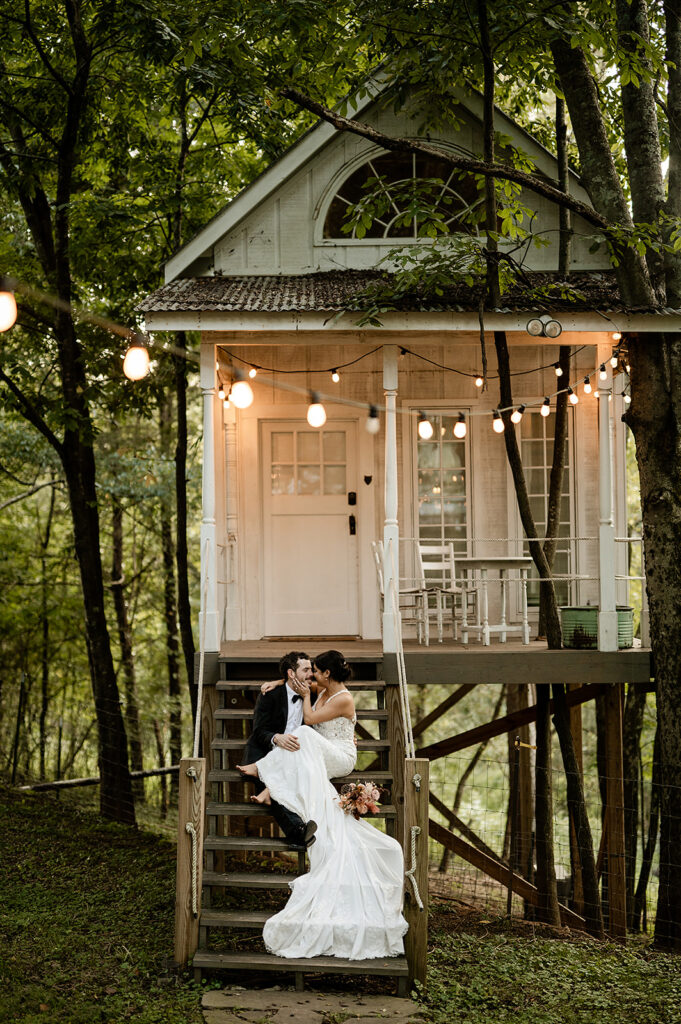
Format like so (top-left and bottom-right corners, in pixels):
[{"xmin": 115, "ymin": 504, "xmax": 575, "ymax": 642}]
[{"xmin": 289, "ymin": 820, "xmax": 317, "ymax": 848}]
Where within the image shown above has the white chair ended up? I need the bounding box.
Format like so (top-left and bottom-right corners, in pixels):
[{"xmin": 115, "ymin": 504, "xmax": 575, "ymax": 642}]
[
  {"xmin": 418, "ymin": 542, "xmax": 477, "ymax": 642},
  {"xmin": 371, "ymin": 540, "xmax": 430, "ymax": 645}
]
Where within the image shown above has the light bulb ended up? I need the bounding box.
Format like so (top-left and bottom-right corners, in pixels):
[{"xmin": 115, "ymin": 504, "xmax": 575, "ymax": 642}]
[
  {"xmin": 510, "ymin": 405, "xmax": 525, "ymax": 424},
  {"xmin": 230, "ymin": 380, "xmax": 254, "ymax": 409},
  {"xmin": 624, "ymin": 393, "xmax": 631, "ymax": 404},
  {"xmin": 331, "ymin": 369, "xmax": 340, "ymax": 383},
  {"xmin": 599, "ymin": 363, "xmax": 607, "ymax": 381},
  {"xmin": 492, "ymin": 410, "xmax": 505, "ymax": 433},
  {"xmin": 568, "ymin": 388, "xmax": 579, "ymax": 405},
  {"xmin": 223, "ymin": 397, "xmax": 230, "ymax": 409},
  {"xmin": 610, "ymin": 353, "xmax": 619, "ymax": 368},
  {"xmin": 218, "ymin": 385, "xmax": 225, "ymax": 400},
  {"xmin": 475, "ymin": 375, "xmax": 483, "ymax": 388},
  {"xmin": 583, "ymin": 377, "xmax": 592, "ymax": 394},
  {"xmin": 453, "ymin": 413, "xmax": 467, "ymax": 438},
  {"xmin": 612, "ymin": 331, "xmax": 622, "ymax": 341},
  {"xmin": 626, "ymin": 363, "xmax": 631, "ymax": 374},
  {"xmin": 249, "ymin": 367, "xmax": 257, "ymax": 379},
  {"xmin": 554, "ymin": 363, "xmax": 563, "ymax": 377},
  {"xmin": 0, "ymin": 290, "xmax": 17, "ymax": 332},
  {"xmin": 417, "ymin": 413, "xmax": 433, "ymax": 440},
  {"xmin": 307, "ymin": 398, "xmax": 326, "ymax": 427},
  {"xmin": 540, "ymin": 397, "xmax": 550, "ymax": 418},
  {"xmin": 594, "ymin": 390, "xmax": 599, "ymax": 399},
  {"xmin": 366, "ymin": 405, "xmax": 380, "ymax": 434},
  {"xmin": 123, "ymin": 345, "xmax": 150, "ymax": 380}
]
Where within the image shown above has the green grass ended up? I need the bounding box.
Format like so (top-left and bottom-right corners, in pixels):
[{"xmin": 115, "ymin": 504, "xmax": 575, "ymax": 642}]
[{"xmin": 2, "ymin": 783, "xmax": 680, "ymax": 1024}]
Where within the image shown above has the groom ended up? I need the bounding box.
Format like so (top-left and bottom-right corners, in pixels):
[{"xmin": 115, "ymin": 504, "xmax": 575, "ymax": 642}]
[{"xmin": 241, "ymin": 650, "xmax": 318, "ymax": 849}]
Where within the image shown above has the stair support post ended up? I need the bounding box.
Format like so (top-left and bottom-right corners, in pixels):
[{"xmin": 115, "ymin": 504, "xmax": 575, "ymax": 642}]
[
  {"xmin": 175, "ymin": 757, "xmax": 206, "ymax": 966},
  {"xmin": 404, "ymin": 757, "xmax": 429, "ymax": 991}
]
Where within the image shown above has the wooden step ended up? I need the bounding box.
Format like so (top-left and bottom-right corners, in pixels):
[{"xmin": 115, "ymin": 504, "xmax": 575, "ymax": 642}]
[
  {"xmin": 206, "ymin": 801, "xmax": 397, "ymax": 819},
  {"xmin": 208, "ymin": 769, "xmax": 393, "ymax": 784},
  {"xmin": 200, "ymin": 909, "xmax": 273, "ymax": 930},
  {"xmin": 211, "ymin": 737, "xmax": 389, "ymax": 751},
  {"xmin": 214, "ymin": 708, "xmax": 387, "ymax": 720},
  {"xmin": 202, "ymin": 871, "xmax": 298, "ymax": 889},
  {"xmin": 217, "ymin": 680, "xmax": 385, "ymax": 691},
  {"xmin": 204, "ymin": 835, "xmax": 308, "ymax": 853},
  {"xmin": 192, "ymin": 950, "xmax": 409, "ymax": 985}
]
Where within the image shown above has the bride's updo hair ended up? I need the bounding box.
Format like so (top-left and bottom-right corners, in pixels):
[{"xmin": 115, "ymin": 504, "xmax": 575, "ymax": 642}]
[{"xmin": 314, "ymin": 649, "xmax": 352, "ymax": 683}]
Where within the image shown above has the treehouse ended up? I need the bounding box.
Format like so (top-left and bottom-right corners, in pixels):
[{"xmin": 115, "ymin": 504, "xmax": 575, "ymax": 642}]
[{"xmin": 140, "ymin": 77, "xmax": 664, "ymax": 980}]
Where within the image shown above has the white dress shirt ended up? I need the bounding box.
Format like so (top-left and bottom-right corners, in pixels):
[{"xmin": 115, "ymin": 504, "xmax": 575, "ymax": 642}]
[{"xmin": 283, "ymin": 683, "xmax": 304, "ymax": 735}]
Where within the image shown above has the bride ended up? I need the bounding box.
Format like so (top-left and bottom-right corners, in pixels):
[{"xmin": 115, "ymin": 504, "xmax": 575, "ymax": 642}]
[{"xmin": 237, "ymin": 649, "xmax": 407, "ymax": 960}]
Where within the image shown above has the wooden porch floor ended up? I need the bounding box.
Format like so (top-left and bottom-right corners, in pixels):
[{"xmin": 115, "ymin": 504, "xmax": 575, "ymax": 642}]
[{"xmin": 219, "ymin": 638, "xmax": 653, "ymax": 685}]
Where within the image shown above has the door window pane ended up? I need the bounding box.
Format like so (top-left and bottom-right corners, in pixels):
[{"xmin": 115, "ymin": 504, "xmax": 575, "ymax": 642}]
[
  {"xmin": 297, "ymin": 465, "xmax": 321, "ymax": 495},
  {"xmin": 324, "ymin": 465, "xmax": 346, "ymax": 494},
  {"xmin": 272, "ymin": 431, "xmax": 294, "ymax": 462},
  {"xmin": 297, "ymin": 432, "xmax": 319, "ymax": 462},
  {"xmin": 271, "ymin": 466, "xmax": 294, "ymax": 495},
  {"xmin": 323, "ymin": 432, "xmax": 346, "ymax": 462}
]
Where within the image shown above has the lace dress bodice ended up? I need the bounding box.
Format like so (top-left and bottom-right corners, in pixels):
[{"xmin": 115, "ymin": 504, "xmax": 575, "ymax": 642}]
[{"xmin": 312, "ymin": 693, "xmax": 357, "ymax": 778}]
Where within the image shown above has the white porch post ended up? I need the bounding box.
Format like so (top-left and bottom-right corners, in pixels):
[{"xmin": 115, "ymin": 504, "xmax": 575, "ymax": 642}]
[
  {"xmin": 223, "ymin": 401, "xmax": 241, "ymax": 640},
  {"xmin": 199, "ymin": 345, "xmax": 219, "ymax": 653},
  {"xmin": 383, "ymin": 345, "xmax": 399, "ymax": 653},
  {"xmin": 598, "ymin": 348, "xmax": 618, "ymax": 651}
]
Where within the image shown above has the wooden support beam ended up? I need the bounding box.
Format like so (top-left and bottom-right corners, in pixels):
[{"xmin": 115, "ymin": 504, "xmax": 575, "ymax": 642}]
[
  {"xmin": 567, "ymin": 683, "xmax": 585, "ymax": 916},
  {"xmin": 429, "ymin": 819, "xmax": 586, "ymax": 931},
  {"xmin": 175, "ymin": 757, "xmax": 206, "ymax": 966},
  {"xmin": 412, "ymin": 684, "xmax": 476, "ymax": 739},
  {"xmin": 385, "ymin": 673, "xmax": 405, "ymax": 843},
  {"xmin": 429, "ymin": 790, "xmax": 505, "ymax": 865},
  {"xmin": 417, "ymin": 683, "xmax": 604, "ymax": 761},
  {"xmin": 604, "ymin": 684, "xmax": 627, "ymax": 939},
  {"xmin": 404, "ymin": 759, "xmax": 429, "ymax": 990}
]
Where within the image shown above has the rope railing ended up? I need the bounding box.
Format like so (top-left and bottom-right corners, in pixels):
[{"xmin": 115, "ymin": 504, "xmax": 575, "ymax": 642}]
[{"xmin": 387, "ymin": 536, "xmax": 416, "ymax": 759}]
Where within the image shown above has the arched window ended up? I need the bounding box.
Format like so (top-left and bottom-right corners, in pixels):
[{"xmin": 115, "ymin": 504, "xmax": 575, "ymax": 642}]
[{"xmin": 323, "ymin": 152, "xmax": 483, "ymax": 240}]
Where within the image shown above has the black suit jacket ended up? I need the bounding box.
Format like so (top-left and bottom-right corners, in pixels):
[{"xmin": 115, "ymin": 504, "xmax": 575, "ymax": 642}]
[{"xmin": 243, "ymin": 685, "xmax": 316, "ymax": 764}]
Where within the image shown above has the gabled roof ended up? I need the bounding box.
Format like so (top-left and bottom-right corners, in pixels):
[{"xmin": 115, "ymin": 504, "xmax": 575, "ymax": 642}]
[{"xmin": 163, "ymin": 73, "xmax": 588, "ymax": 284}]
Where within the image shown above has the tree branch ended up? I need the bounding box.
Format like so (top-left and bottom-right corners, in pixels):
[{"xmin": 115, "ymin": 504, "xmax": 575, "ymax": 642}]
[
  {"xmin": 0, "ymin": 367, "xmax": 63, "ymax": 456},
  {"xmin": 0, "ymin": 478, "xmax": 64, "ymax": 512},
  {"xmin": 279, "ymin": 85, "xmax": 609, "ymax": 228}
]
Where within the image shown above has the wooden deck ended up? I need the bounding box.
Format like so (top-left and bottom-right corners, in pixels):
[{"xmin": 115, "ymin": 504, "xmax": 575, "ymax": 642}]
[{"xmin": 218, "ymin": 638, "xmax": 653, "ymax": 685}]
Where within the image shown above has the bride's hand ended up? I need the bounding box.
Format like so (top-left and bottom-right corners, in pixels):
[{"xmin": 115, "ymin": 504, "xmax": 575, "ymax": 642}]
[{"xmin": 261, "ymin": 677, "xmax": 285, "ymax": 694}]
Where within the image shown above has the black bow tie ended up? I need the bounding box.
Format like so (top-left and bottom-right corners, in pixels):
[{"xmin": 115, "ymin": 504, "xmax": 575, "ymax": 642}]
[{"xmin": 291, "ymin": 693, "xmax": 302, "ymax": 703}]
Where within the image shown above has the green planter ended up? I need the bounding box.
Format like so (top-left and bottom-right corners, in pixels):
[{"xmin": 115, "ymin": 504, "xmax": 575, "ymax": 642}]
[{"xmin": 560, "ymin": 606, "xmax": 634, "ymax": 650}]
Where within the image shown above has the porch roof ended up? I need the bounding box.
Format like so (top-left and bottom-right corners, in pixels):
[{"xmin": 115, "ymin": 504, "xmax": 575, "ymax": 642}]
[{"xmin": 139, "ymin": 269, "xmax": 649, "ymax": 315}]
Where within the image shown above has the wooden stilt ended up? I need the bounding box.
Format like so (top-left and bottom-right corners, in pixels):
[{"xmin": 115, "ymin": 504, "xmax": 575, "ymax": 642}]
[
  {"xmin": 174, "ymin": 757, "xmax": 206, "ymax": 966},
  {"xmin": 567, "ymin": 683, "xmax": 585, "ymax": 916},
  {"xmin": 604, "ymin": 684, "xmax": 627, "ymax": 939},
  {"xmin": 404, "ymin": 758, "xmax": 429, "ymax": 990}
]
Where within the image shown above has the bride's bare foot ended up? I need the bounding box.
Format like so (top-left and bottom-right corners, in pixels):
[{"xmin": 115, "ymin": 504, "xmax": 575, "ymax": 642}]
[
  {"xmin": 236, "ymin": 763, "xmax": 259, "ymax": 779},
  {"xmin": 251, "ymin": 787, "xmax": 271, "ymax": 806}
]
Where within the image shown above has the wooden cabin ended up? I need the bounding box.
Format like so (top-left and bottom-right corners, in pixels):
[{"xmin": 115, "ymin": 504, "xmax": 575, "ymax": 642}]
[
  {"xmin": 141, "ymin": 78, "xmax": 668, "ymax": 982},
  {"xmin": 140, "ymin": 77, "xmax": 658, "ymax": 687}
]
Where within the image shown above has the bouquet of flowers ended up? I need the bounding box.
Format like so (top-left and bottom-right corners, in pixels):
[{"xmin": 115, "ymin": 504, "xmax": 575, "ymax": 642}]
[{"xmin": 338, "ymin": 780, "xmax": 386, "ymax": 820}]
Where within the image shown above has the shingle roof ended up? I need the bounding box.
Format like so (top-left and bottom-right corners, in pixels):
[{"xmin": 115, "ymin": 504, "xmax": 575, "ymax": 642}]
[{"xmin": 137, "ymin": 269, "xmax": 669, "ymax": 315}]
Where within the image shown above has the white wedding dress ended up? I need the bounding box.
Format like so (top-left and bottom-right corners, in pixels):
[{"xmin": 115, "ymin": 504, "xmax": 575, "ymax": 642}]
[{"xmin": 256, "ymin": 695, "xmax": 408, "ymax": 960}]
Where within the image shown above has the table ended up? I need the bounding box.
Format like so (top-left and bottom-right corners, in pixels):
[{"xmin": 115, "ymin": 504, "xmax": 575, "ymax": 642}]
[{"xmin": 457, "ymin": 556, "xmax": 533, "ymax": 646}]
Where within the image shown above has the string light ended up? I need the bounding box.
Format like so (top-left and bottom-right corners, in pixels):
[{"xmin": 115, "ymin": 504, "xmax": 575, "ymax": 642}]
[
  {"xmin": 599, "ymin": 363, "xmax": 607, "ymax": 381},
  {"xmin": 626, "ymin": 363, "xmax": 631, "ymax": 374},
  {"xmin": 568, "ymin": 387, "xmax": 579, "ymax": 405},
  {"xmin": 366, "ymin": 405, "xmax": 380, "ymax": 434},
  {"xmin": 307, "ymin": 392, "xmax": 327, "ymax": 427},
  {"xmin": 610, "ymin": 351, "xmax": 619, "ymax": 368},
  {"xmin": 417, "ymin": 412, "xmax": 434, "ymax": 439},
  {"xmin": 624, "ymin": 394, "xmax": 632, "ymax": 405},
  {"xmin": 230, "ymin": 380, "xmax": 254, "ymax": 409},
  {"xmin": 510, "ymin": 405, "xmax": 525, "ymax": 424},
  {"xmin": 475, "ymin": 375, "xmax": 483, "ymax": 388},
  {"xmin": 492, "ymin": 409, "xmax": 505, "ymax": 433},
  {"xmin": 554, "ymin": 363, "xmax": 563, "ymax": 377},
  {"xmin": 453, "ymin": 412, "xmax": 467, "ymax": 438},
  {"xmin": 123, "ymin": 344, "xmax": 150, "ymax": 380},
  {"xmin": 218, "ymin": 384, "xmax": 226, "ymax": 400},
  {"xmin": 541, "ymin": 397, "xmax": 551, "ymax": 418},
  {"xmin": 331, "ymin": 369, "xmax": 340, "ymax": 383},
  {"xmin": 223, "ymin": 395, "xmax": 231, "ymax": 409},
  {"xmin": 612, "ymin": 331, "xmax": 622, "ymax": 341},
  {"xmin": 594, "ymin": 390, "xmax": 599, "ymax": 399},
  {"xmin": 0, "ymin": 281, "xmax": 17, "ymax": 332},
  {"xmin": 249, "ymin": 366, "xmax": 257, "ymax": 379},
  {"xmin": 583, "ymin": 377, "xmax": 592, "ymax": 395}
]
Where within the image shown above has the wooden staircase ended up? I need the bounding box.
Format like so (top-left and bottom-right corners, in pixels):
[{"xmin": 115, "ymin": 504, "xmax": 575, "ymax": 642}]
[{"xmin": 191, "ymin": 659, "xmax": 409, "ymax": 993}]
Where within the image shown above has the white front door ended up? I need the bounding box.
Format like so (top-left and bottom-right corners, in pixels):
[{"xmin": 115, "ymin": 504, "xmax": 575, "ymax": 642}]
[{"xmin": 262, "ymin": 420, "xmax": 360, "ymax": 636}]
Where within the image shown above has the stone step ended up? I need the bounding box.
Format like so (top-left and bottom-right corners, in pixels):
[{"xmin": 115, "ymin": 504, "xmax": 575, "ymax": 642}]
[
  {"xmin": 205, "ymin": 801, "xmax": 397, "ymax": 819},
  {"xmin": 202, "ymin": 871, "xmax": 298, "ymax": 889}
]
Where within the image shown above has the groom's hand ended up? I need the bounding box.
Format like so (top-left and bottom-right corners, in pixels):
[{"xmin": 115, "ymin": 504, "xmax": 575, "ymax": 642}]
[{"xmin": 273, "ymin": 733, "xmax": 300, "ymax": 751}]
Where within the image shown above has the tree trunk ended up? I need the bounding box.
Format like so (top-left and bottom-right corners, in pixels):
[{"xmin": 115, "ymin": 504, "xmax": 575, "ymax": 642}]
[
  {"xmin": 111, "ymin": 497, "xmax": 145, "ymax": 804},
  {"xmin": 556, "ymin": 96, "xmax": 571, "ymax": 276},
  {"xmin": 623, "ymin": 685, "xmax": 647, "ymax": 929},
  {"xmin": 38, "ymin": 477, "xmax": 56, "ymax": 780},
  {"xmin": 534, "ymin": 686, "xmax": 560, "ymax": 925},
  {"xmin": 633, "ymin": 724, "xmax": 661, "ymax": 931}
]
